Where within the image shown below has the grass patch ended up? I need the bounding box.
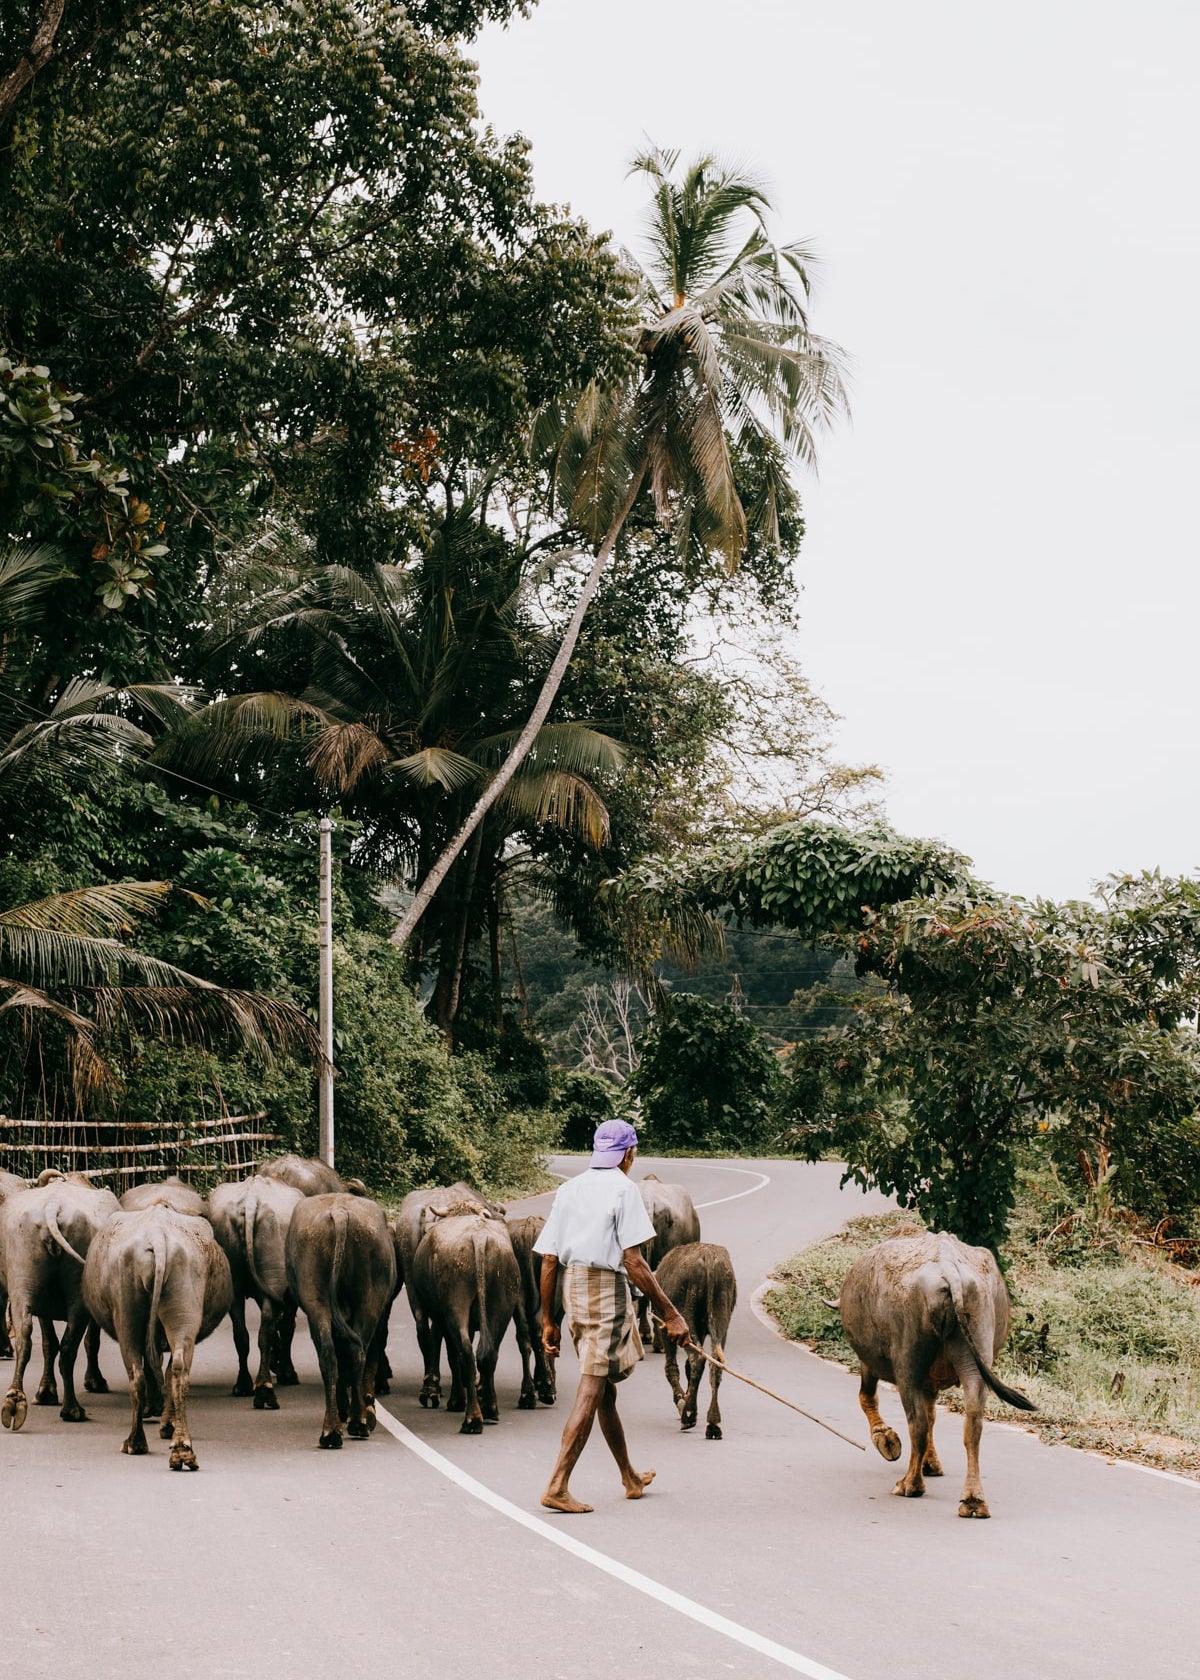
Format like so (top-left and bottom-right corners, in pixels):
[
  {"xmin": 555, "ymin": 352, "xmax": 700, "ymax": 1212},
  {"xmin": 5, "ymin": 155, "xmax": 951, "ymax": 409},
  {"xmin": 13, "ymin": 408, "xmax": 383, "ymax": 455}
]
[{"xmin": 761, "ymin": 1172, "xmax": 1200, "ymax": 1480}]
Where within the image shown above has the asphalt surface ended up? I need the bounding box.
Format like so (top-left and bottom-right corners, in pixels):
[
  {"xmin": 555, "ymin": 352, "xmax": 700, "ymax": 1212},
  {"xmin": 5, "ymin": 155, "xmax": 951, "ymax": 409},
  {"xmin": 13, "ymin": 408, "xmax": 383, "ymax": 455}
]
[{"xmin": 4, "ymin": 1157, "xmax": 1196, "ymax": 1680}]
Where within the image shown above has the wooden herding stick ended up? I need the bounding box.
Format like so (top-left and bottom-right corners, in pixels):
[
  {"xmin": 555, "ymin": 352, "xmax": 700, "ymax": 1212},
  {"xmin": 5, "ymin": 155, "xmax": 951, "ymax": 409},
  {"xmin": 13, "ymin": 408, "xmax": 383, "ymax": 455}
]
[{"xmin": 652, "ymin": 1314, "xmax": 866, "ymax": 1452}]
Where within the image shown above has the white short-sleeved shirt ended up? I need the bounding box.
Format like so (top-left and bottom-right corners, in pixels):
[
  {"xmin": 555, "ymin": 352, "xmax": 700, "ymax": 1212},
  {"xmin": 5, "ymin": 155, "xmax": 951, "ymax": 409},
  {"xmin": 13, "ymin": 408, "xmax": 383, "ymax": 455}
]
[{"xmin": 534, "ymin": 1168, "xmax": 656, "ymax": 1274}]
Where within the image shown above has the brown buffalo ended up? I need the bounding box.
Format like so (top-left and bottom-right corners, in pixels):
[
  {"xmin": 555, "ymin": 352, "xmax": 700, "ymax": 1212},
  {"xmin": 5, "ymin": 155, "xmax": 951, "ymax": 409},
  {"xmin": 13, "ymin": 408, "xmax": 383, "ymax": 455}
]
[
  {"xmin": 0, "ymin": 1167, "xmax": 28, "ymax": 1357},
  {"xmin": 84, "ymin": 1205, "xmax": 232, "ymax": 1469},
  {"xmin": 656, "ymin": 1242, "xmax": 737, "ymax": 1439},
  {"xmin": 506, "ymin": 1213, "xmax": 556, "ymax": 1409},
  {"xmin": 409, "ymin": 1211, "xmax": 520, "ymax": 1433},
  {"xmin": 120, "ymin": 1176, "xmax": 208, "ymax": 1218},
  {"xmin": 394, "ymin": 1182, "xmax": 504, "ymax": 1408},
  {"xmin": 0, "ymin": 1176, "xmax": 120, "ymax": 1429},
  {"xmin": 208, "ymin": 1175, "xmax": 304, "ymax": 1407},
  {"xmin": 259, "ymin": 1154, "xmax": 367, "ymax": 1197},
  {"xmin": 637, "ymin": 1175, "xmax": 701, "ymax": 1344},
  {"xmin": 837, "ymin": 1230, "xmax": 1036, "ymax": 1518},
  {"xmin": 285, "ymin": 1193, "xmax": 395, "ymax": 1450}
]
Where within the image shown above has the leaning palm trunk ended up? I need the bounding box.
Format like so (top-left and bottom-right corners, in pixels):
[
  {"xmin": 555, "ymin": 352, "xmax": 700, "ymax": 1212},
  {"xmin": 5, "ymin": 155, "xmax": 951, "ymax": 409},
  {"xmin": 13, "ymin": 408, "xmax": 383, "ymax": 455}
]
[{"xmin": 391, "ymin": 465, "xmax": 646, "ymax": 954}]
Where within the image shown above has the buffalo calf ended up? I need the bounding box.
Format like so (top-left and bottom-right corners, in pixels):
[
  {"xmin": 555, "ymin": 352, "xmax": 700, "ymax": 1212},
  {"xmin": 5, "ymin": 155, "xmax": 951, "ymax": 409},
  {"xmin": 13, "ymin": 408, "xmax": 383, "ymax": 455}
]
[
  {"xmin": 285, "ymin": 1194, "xmax": 395, "ymax": 1450},
  {"xmin": 83, "ymin": 1205, "xmax": 232, "ymax": 1469},
  {"xmin": 656, "ymin": 1243, "xmax": 736, "ymax": 1439}
]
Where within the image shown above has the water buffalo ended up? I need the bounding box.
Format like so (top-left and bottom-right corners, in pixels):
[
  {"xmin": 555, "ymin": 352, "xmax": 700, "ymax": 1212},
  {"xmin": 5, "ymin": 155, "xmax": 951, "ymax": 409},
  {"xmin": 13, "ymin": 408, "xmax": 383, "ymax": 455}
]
[
  {"xmin": 285, "ymin": 1193, "xmax": 395, "ymax": 1450},
  {"xmin": 208, "ymin": 1175, "xmax": 304, "ymax": 1407},
  {"xmin": 637, "ymin": 1175, "xmax": 701, "ymax": 1344},
  {"xmin": 656, "ymin": 1242, "xmax": 737, "ymax": 1439},
  {"xmin": 120, "ymin": 1176, "xmax": 208, "ymax": 1218},
  {"xmin": 506, "ymin": 1213, "xmax": 556, "ymax": 1409},
  {"xmin": 84, "ymin": 1205, "xmax": 232, "ymax": 1469},
  {"xmin": 837, "ymin": 1230, "xmax": 1036, "ymax": 1518},
  {"xmin": 0, "ymin": 1176, "xmax": 120, "ymax": 1429},
  {"xmin": 409, "ymin": 1211, "xmax": 520, "ymax": 1433},
  {"xmin": 259, "ymin": 1155, "xmax": 367, "ymax": 1197},
  {"xmin": 0, "ymin": 1167, "xmax": 29, "ymax": 1357},
  {"xmin": 395, "ymin": 1182, "xmax": 504, "ymax": 1407}
]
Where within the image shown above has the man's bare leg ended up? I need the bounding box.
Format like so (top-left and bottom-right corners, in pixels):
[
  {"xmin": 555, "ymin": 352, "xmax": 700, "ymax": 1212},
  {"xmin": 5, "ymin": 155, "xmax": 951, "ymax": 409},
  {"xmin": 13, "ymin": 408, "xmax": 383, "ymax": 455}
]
[
  {"xmin": 598, "ymin": 1379, "xmax": 655, "ymax": 1499},
  {"xmin": 541, "ymin": 1373, "xmax": 605, "ymax": 1513}
]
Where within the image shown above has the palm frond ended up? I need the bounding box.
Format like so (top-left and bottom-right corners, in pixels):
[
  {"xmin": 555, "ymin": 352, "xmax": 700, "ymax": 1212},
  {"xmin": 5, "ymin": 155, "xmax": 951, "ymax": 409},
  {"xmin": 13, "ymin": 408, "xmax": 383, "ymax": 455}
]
[
  {"xmin": 0, "ymin": 543, "xmax": 67, "ymax": 629},
  {"xmin": 388, "ymin": 747, "xmax": 483, "ymax": 792},
  {"xmin": 496, "ymin": 770, "xmax": 611, "ymax": 849},
  {"xmin": 473, "ymin": 722, "xmax": 626, "ymax": 778},
  {"xmin": 307, "ymin": 720, "xmax": 392, "ymax": 792},
  {"xmin": 0, "ymin": 882, "xmax": 173, "ymax": 936}
]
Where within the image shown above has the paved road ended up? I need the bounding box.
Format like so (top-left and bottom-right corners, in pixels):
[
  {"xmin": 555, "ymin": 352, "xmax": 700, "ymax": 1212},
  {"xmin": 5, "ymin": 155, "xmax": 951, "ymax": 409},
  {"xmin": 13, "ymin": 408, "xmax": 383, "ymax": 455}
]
[{"xmin": 4, "ymin": 1158, "xmax": 1196, "ymax": 1679}]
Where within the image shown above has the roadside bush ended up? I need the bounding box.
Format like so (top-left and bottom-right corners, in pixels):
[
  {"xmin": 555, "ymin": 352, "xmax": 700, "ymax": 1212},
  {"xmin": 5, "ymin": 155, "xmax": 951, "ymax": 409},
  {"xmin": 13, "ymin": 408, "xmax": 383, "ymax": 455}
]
[
  {"xmin": 551, "ymin": 1069, "xmax": 621, "ymax": 1150},
  {"xmin": 631, "ymin": 993, "xmax": 779, "ymax": 1151}
]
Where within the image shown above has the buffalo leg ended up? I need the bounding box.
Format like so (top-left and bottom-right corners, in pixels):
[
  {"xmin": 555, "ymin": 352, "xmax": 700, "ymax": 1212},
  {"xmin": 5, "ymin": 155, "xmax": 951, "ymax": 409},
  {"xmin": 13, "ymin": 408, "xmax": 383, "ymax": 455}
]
[
  {"xmin": 83, "ymin": 1319, "xmax": 108, "ymax": 1393},
  {"xmin": 416, "ymin": 1311, "xmax": 444, "ymax": 1409},
  {"xmin": 513, "ymin": 1300, "xmax": 537, "ymax": 1410},
  {"xmin": 445, "ymin": 1320, "xmax": 481, "ymax": 1434},
  {"xmin": 229, "ymin": 1292, "xmax": 254, "ymax": 1397},
  {"xmin": 272, "ymin": 1298, "xmax": 300, "ymax": 1386},
  {"xmin": 680, "ymin": 1348, "xmax": 705, "ymax": 1433},
  {"xmin": 957, "ymin": 1367, "xmax": 989, "ymax": 1518},
  {"xmin": 307, "ymin": 1306, "xmax": 343, "ymax": 1449},
  {"xmin": 35, "ymin": 1317, "xmax": 60, "ymax": 1406},
  {"xmin": 892, "ymin": 1371, "xmax": 932, "ymax": 1499},
  {"xmin": 164, "ymin": 1339, "xmax": 199, "ymax": 1471},
  {"xmin": 922, "ymin": 1390, "xmax": 944, "ymax": 1476},
  {"xmin": 57, "ymin": 1302, "xmax": 90, "ymax": 1422},
  {"xmin": 0, "ymin": 1287, "xmax": 11, "ymax": 1358},
  {"xmin": 858, "ymin": 1366, "xmax": 901, "ymax": 1461},
  {"xmin": 663, "ymin": 1335, "xmax": 686, "ymax": 1417},
  {"xmin": 343, "ymin": 1333, "xmax": 370, "ymax": 1439},
  {"xmin": 2, "ymin": 1300, "xmax": 33, "ymax": 1430},
  {"xmin": 252, "ymin": 1297, "xmax": 280, "ymax": 1411},
  {"xmin": 113, "ymin": 1306, "xmax": 150, "ymax": 1456},
  {"xmin": 705, "ymin": 1339, "xmax": 726, "ymax": 1441}
]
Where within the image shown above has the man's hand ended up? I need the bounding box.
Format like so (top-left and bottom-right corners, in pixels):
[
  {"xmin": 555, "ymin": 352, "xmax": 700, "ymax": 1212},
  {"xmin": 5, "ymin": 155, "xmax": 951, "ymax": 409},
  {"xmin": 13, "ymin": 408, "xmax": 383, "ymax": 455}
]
[
  {"xmin": 663, "ymin": 1310, "xmax": 690, "ymax": 1348},
  {"xmin": 542, "ymin": 1321, "xmax": 561, "ymax": 1359}
]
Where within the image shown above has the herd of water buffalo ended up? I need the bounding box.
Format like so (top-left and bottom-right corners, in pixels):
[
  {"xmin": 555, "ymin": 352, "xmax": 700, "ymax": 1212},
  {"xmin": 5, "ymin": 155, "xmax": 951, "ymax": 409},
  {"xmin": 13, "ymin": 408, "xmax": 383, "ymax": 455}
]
[{"xmin": 0, "ymin": 1156, "xmax": 737, "ymax": 1473}]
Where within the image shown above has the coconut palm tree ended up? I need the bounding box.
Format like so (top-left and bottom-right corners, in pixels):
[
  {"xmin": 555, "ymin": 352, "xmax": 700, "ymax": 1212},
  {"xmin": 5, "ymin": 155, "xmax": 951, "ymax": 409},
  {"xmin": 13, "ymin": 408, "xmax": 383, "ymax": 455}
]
[
  {"xmin": 390, "ymin": 147, "xmax": 850, "ymax": 951},
  {"xmin": 170, "ymin": 497, "xmax": 624, "ymax": 1037}
]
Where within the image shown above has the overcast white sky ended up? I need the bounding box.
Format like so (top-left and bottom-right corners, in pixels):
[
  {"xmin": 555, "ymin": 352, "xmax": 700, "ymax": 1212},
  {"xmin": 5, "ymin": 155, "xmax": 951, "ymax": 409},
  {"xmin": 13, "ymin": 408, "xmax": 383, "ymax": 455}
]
[{"xmin": 472, "ymin": 1, "xmax": 1200, "ymax": 903}]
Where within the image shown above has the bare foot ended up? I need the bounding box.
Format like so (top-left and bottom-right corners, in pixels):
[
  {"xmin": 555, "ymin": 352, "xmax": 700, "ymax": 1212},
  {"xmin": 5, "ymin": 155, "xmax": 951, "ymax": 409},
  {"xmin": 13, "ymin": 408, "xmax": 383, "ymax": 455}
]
[
  {"xmin": 541, "ymin": 1489, "xmax": 594, "ymax": 1514},
  {"xmin": 623, "ymin": 1469, "xmax": 656, "ymax": 1500}
]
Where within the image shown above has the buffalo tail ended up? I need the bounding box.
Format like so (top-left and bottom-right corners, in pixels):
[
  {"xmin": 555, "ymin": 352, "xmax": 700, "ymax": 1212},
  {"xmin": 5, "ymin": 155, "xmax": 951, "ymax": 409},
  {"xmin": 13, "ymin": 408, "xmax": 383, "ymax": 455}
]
[
  {"xmin": 44, "ymin": 1201, "xmax": 87, "ymax": 1267},
  {"xmin": 943, "ymin": 1252, "xmax": 1036, "ymax": 1413},
  {"xmin": 328, "ymin": 1204, "xmax": 361, "ymax": 1356}
]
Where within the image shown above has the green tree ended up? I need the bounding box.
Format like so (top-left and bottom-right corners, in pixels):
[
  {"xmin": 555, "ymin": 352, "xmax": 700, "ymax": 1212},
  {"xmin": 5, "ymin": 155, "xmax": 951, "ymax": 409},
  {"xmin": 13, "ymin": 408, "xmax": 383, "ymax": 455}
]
[
  {"xmin": 391, "ymin": 146, "xmax": 850, "ymax": 952},
  {"xmin": 632, "ymin": 993, "xmax": 778, "ymax": 1151}
]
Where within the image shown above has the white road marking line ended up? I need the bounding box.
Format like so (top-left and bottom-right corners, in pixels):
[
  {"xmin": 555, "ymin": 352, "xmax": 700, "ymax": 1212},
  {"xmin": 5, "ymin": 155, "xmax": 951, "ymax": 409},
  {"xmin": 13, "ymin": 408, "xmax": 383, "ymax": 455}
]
[
  {"xmin": 374, "ymin": 1401, "xmax": 855, "ymax": 1680},
  {"xmin": 693, "ymin": 1165, "xmax": 772, "ymax": 1210}
]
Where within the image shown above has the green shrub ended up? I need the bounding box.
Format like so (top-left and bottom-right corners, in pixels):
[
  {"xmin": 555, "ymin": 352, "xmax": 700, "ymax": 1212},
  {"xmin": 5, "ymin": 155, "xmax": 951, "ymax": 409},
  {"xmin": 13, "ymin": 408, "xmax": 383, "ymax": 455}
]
[{"xmin": 632, "ymin": 993, "xmax": 779, "ymax": 1151}]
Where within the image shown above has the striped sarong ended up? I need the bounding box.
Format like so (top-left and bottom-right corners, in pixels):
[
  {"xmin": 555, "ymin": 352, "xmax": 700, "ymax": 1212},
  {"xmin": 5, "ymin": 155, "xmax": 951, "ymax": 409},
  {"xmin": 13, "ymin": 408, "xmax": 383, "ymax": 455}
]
[{"xmin": 562, "ymin": 1263, "xmax": 643, "ymax": 1382}]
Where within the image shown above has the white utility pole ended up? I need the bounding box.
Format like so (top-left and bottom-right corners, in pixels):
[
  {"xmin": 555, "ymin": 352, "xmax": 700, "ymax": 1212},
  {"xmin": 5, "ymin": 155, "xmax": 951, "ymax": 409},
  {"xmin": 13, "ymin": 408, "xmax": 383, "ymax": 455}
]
[{"xmin": 318, "ymin": 817, "xmax": 335, "ymax": 1169}]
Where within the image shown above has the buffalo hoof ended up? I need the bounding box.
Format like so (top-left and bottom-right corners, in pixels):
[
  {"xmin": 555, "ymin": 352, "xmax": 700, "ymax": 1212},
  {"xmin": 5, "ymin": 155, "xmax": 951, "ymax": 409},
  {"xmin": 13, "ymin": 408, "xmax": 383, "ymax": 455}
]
[
  {"xmin": 121, "ymin": 1437, "xmax": 149, "ymax": 1456},
  {"xmin": 318, "ymin": 1429, "xmax": 342, "ymax": 1450},
  {"xmin": 2, "ymin": 1391, "xmax": 28, "ymax": 1431},
  {"xmin": 923, "ymin": 1458, "xmax": 944, "ymax": 1477},
  {"xmin": 253, "ymin": 1386, "xmax": 279, "ymax": 1412},
  {"xmin": 418, "ymin": 1388, "xmax": 440, "ymax": 1410},
  {"xmin": 872, "ymin": 1426, "xmax": 902, "ymax": 1462},
  {"xmin": 84, "ymin": 1373, "xmax": 109, "ymax": 1395},
  {"xmin": 892, "ymin": 1479, "xmax": 925, "ymax": 1499},
  {"xmin": 446, "ymin": 1397, "xmax": 465, "ymax": 1414},
  {"xmin": 0, "ymin": 1339, "xmax": 12, "ymax": 1359},
  {"xmin": 680, "ymin": 1415, "xmax": 697, "ymax": 1432},
  {"xmin": 705, "ymin": 1423, "xmax": 723, "ymax": 1441},
  {"xmin": 231, "ymin": 1374, "xmax": 254, "ymax": 1398},
  {"xmin": 34, "ymin": 1386, "xmax": 59, "ymax": 1407},
  {"xmin": 518, "ymin": 1390, "xmax": 536, "ymax": 1411},
  {"xmin": 273, "ymin": 1368, "xmax": 300, "ymax": 1388},
  {"xmin": 365, "ymin": 1407, "xmax": 377, "ymax": 1433},
  {"xmin": 169, "ymin": 1445, "xmax": 198, "ymax": 1472},
  {"xmin": 159, "ymin": 1419, "xmax": 174, "ymax": 1439},
  {"xmin": 482, "ymin": 1411, "xmax": 499, "ymax": 1425},
  {"xmin": 460, "ymin": 1416, "xmax": 483, "ymax": 1435},
  {"xmin": 347, "ymin": 1417, "xmax": 370, "ymax": 1440},
  {"xmin": 958, "ymin": 1495, "xmax": 990, "ymax": 1519},
  {"xmin": 59, "ymin": 1402, "xmax": 87, "ymax": 1423},
  {"xmin": 536, "ymin": 1389, "xmax": 556, "ymax": 1408}
]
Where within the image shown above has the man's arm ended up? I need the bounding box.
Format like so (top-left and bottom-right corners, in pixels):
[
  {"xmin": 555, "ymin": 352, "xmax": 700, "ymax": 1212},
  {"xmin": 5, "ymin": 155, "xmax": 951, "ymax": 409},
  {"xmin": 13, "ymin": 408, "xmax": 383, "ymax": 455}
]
[
  {"xmin": 540, "ymin": 1254, "xmax": 561, "ymax": 1357},
  {"xmin": 624, "ymin": 1248, "xmax": 689, "ymax": 1345}
]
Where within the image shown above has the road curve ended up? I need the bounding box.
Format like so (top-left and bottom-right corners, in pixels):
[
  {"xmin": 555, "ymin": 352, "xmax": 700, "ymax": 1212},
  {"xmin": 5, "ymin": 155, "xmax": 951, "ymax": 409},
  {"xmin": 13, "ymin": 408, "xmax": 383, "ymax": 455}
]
[{"xmin": 4, "ymin": 1157, "xmax": 1194, "ymax": 1680}]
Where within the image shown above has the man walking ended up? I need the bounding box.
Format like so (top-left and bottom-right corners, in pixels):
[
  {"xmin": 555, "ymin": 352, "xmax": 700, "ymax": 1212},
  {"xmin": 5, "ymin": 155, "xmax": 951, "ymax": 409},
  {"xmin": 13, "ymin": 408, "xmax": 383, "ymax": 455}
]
[{"xmin": 535, "ymin": 1119, "xmax": 690, "ymax": 1514}]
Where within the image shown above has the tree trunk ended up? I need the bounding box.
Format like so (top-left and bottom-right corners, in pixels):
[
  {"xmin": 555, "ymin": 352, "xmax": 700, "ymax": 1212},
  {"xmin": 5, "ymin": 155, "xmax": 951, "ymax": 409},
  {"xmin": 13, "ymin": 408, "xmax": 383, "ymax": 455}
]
[
  {"xmin": 442, "ymin": 824, "xmax": 485, "ymax": 1039},
  {"xmin": 488, "ymin": 890, "xmax": 504, "ymax": 1033},
  {"xmin": 0, "ymin": 0, "xmax": 65, "ymax": 132},
  {"xmin": 391, "ymin": 460, "xmax": 647, "ymax": 954}
]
